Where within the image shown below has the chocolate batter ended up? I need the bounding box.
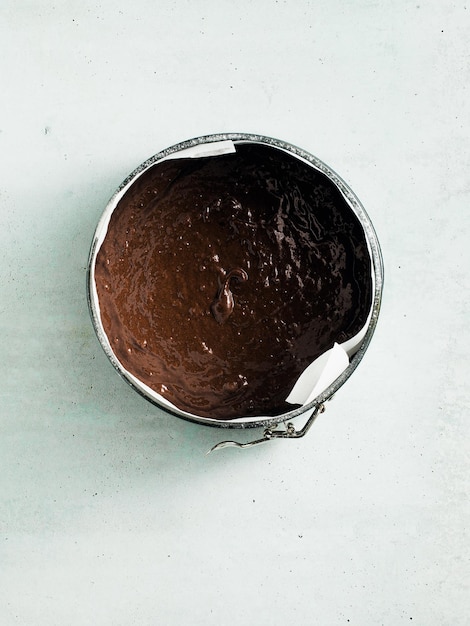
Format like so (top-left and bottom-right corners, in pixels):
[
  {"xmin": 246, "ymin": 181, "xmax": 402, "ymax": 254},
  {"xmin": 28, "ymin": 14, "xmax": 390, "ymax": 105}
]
[{"xmin": 94, "ymin": 143, "xmax": 372, "ymax": 419}]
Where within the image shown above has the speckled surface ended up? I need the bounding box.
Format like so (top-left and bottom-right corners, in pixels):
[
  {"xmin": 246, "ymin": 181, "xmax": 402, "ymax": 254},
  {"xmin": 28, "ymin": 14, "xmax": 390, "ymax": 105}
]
[{"xmin": 1, "ymin": 2, "xmax": 469, "ymax": 625}]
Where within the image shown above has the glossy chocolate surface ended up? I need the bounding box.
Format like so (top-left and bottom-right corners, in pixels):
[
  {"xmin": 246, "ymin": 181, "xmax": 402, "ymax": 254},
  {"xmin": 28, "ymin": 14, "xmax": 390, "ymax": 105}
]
[{"xmin": 95, "ymin": 144, "xmax": 372, "ymax": 419}]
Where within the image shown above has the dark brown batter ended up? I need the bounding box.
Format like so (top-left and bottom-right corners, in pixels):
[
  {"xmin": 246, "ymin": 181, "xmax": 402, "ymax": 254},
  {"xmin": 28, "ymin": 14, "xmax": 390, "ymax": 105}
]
[{"xmin": 95, "ymin": 143, "xmax": 372, "ymax": 419}]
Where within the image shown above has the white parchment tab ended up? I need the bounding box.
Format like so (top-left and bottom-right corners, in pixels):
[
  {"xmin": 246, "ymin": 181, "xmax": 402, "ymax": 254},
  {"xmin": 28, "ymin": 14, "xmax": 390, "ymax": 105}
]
[
  {"xmin": 286, "ymin": 342, "xmax": 349, "ymax": 406},
  {"xmin": 163, "ymin": 140, "xmax": 236, "ymax": 160}
]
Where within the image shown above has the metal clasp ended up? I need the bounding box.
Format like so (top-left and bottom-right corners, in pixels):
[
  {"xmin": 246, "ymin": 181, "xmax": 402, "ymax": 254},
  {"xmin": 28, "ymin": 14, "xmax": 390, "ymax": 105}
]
[{"xmin": 207, "ymin": 404, "xmax": 325, "ymax": 454}]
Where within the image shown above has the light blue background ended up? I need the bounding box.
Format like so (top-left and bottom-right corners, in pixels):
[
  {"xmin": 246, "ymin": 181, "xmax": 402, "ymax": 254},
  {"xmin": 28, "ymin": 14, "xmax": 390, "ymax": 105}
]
[{"xmin": 1, "ymin": 2, "xmax": 468, "ymax": 624}]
